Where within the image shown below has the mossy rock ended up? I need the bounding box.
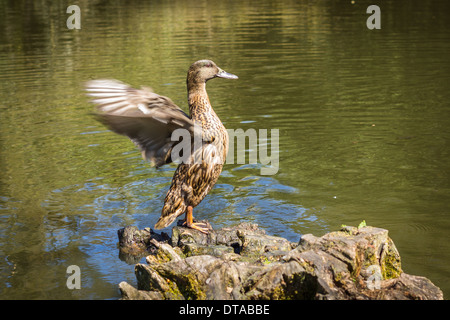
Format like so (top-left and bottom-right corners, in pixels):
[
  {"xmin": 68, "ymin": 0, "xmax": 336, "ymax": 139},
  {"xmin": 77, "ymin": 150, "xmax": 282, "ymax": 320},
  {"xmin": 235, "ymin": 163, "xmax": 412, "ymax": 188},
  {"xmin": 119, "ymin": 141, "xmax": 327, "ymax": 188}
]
[{"xmin": 120, "ymin": 222, "xmax": 442, "ymax": 300}]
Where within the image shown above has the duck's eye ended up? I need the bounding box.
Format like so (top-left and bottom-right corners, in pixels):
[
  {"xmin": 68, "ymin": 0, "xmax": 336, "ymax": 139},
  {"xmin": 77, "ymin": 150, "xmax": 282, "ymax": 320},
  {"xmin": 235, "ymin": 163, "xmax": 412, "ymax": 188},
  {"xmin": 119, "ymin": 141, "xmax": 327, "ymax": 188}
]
[{"xmin": 205, "ymin": 63, "xmax": 212, "ymax": 68}]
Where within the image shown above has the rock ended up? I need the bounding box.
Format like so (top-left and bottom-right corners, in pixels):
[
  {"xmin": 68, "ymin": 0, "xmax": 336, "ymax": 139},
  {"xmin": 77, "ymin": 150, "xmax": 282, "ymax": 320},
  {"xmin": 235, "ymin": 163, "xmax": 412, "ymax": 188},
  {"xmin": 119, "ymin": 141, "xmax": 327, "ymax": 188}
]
[
  {"xmin": 117, "ymin": 223, "xmax": 443, "ymax": 300},
  {"xmin": 238, "ymin": 260, "xmax": 318, "ymax": 300},
  {"xmin": 284, "ymin": 225, "xmax": 405, "ymax": 300},
  {"xmin": 296, "ymin": 226, "xmax": 402, "ymax": 281},
  {"xmin": 117, "ymin": 226, "xmax": 170, "ymax": 264},
  {"xmin": 239, "ymin": 233, "xmax": 295, "ymax": 254},
  {"xmin": 182, "ymin": 243, "xmax": 235, "ymax": 257},
  {"xmin": 118, "ymin": 281, "xmax": 164, "ymax": 300}
]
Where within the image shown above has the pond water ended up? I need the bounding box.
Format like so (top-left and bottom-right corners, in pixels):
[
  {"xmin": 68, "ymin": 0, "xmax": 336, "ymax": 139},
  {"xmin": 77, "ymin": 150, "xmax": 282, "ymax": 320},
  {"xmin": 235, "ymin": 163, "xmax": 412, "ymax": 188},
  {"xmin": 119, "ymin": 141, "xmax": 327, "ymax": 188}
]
[{"xmin": 1, "ymin": 0, "xmax": 449, "ymax": 299}]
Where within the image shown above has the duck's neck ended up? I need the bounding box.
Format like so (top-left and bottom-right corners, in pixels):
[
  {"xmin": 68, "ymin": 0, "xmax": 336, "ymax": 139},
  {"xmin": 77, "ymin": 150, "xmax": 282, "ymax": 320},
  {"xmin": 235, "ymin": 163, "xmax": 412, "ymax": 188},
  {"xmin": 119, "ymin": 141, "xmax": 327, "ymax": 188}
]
[{"xmin": 187, "ymin": 82, "xmax": 212, "ymax": 118}]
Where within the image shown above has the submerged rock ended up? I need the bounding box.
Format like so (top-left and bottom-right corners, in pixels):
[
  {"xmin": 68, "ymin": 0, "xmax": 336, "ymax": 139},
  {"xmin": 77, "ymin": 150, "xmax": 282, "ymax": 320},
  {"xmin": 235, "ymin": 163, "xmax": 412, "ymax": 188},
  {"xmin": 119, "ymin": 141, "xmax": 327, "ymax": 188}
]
[{"xmin": 118, "ymin": 222, "xmax": 443, "ymax": 300}]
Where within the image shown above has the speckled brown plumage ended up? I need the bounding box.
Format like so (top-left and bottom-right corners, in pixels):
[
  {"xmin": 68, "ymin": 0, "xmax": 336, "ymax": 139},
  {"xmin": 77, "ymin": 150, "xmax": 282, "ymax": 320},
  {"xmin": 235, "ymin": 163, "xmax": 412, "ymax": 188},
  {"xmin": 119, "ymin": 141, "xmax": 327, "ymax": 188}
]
[{"xmin": 86, "ymin": 60, "xmax": 238, "ymax": 233}]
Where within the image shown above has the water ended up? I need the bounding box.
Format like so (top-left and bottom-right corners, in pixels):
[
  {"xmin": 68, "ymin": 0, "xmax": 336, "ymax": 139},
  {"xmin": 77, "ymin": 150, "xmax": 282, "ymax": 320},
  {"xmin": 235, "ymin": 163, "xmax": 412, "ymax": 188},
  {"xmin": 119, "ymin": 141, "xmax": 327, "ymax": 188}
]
[{"xmin": 1, "ymin": 0, "xmax": 449, "ymax": 299}]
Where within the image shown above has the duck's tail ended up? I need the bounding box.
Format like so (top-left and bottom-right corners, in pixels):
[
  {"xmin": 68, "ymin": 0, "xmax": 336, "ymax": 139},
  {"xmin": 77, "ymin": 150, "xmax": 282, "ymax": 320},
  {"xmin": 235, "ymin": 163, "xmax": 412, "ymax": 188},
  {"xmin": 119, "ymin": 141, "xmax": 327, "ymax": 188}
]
[{"xmin": 154, "ymin": 196, "xmax": 187, "ymax": 229}]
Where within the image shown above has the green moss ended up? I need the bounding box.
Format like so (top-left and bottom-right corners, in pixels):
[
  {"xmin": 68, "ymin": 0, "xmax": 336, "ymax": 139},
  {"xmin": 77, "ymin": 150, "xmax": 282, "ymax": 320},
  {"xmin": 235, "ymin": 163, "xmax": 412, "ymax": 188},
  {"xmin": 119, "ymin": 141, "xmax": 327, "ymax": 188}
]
[
  {"xmin": 339, "ymin": 226, "xmax": 359, "ymax": 236},
  {"xmin": 173, "ymin": 246, "xmax": 185, "ymax": 259},
  {"xmin": 160, "ymin": 269, "xmax": 207, "ymax": 300},
  {"xmin": 330, "ymin": 265, "xmax": 346, "ymax": 286},
  {"xmin": 280, "ymin": 273, "xmax": 317, "ymax": 300},
  {"xmin": 260, "ymin": 256, "xmax": 272, "ymax": 265},
  {"xmin": 180, "ymin": 273, "xmax": 207, "ymax": 300},
  {"xmin": 298, "ymin": 260, "xmax": 315, "ymax": 274},
  {"xmin": 163, "ymin": 278, "xmax": 184, "ymax": 300},
  {"xmin": 364, "ymin": 251, "xmax": 379, "ymax": 268},
  {"xmin": 351, "ymin": 250, "xmax": 362, "ymax": 279},
  {"xmin": 155, "ymin": 250, "xmax": 171, "ymax": 263},
  {"xmin": 381, "ymin": 250, "xmax": 402, "ymax": 279}
]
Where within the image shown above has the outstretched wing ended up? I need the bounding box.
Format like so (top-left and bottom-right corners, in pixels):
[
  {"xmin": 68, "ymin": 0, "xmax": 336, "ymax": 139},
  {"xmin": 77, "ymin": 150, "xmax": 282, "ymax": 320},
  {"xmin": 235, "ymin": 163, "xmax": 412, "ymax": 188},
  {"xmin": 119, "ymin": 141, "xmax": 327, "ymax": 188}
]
[{"xmin": 86, "ymin": 79, "xmax": 195, "ymax": 167}]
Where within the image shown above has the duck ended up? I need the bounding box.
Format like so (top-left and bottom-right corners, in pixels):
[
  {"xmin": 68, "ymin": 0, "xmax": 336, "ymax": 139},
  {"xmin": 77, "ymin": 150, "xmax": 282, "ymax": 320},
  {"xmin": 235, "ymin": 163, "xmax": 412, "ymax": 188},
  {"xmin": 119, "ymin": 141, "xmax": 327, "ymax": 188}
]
[{"xmin": 86, "ymin": 60, "xmax": 238, "ymax": 234}]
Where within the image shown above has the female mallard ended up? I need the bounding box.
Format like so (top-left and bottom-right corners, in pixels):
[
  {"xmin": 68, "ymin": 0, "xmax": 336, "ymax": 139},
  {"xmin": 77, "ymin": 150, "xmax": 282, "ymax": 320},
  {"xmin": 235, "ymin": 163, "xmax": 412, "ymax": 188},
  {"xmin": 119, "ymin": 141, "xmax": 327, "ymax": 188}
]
[{"xmin": 86, "ymin": 60, "xmax": 238, "ymax": 233}]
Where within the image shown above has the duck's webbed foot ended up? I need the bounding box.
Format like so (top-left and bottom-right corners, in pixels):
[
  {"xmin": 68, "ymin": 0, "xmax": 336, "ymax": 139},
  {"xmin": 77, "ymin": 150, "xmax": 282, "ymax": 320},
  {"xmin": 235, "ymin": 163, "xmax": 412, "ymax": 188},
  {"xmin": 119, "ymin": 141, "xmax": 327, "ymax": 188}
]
[{"xmin": 182, "ymin": 206, "xmax": 210, "ymax": 234}]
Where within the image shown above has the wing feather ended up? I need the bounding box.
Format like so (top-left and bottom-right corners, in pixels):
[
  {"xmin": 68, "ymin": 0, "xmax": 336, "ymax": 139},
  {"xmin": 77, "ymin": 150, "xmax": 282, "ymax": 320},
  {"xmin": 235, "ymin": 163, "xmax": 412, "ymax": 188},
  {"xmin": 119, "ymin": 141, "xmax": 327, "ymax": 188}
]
[{"xmin": 86, "ymin": 79, "xmax": 195, "ymax": 167}]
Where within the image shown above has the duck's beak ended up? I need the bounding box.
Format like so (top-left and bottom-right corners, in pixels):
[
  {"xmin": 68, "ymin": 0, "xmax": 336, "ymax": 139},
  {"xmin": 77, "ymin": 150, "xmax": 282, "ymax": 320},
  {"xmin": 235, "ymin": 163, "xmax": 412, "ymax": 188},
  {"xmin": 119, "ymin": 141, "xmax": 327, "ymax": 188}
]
[{"xmin": 216, "ymin": 68, "xmax": 238, "ymax": 80}]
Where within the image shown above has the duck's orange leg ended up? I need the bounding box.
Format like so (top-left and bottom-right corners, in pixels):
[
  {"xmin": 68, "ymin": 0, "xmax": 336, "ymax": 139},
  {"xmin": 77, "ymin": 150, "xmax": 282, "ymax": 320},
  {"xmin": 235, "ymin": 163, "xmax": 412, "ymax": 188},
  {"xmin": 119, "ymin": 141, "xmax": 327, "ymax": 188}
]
[{"xmin": 183, "ymin": 206, "xmax": 209, "ymax": 234}]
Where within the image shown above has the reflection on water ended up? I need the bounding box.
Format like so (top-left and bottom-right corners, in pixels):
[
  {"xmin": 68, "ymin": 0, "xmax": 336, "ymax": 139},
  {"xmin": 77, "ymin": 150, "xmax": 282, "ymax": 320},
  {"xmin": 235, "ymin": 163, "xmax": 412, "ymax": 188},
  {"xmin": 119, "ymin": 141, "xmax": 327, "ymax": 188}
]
[{"xmin": 1, "ymin": 0, "xmax": 450, "ymax": 299}]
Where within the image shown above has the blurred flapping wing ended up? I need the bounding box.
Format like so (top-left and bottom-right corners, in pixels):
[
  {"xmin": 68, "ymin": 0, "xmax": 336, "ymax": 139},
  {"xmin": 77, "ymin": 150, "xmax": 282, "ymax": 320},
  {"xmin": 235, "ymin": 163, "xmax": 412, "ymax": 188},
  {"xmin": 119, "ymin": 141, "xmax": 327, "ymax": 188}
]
[{"xmin": 86, "ymin": 79, "xmax": 195, "ymax": 167}]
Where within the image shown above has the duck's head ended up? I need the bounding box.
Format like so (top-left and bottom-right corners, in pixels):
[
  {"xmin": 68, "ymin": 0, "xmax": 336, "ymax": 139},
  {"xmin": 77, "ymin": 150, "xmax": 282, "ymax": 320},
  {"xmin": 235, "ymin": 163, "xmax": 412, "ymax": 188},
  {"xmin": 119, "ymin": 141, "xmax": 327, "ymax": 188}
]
[{"xmin": 187, "ymin": 60, "xmax": 238, "ymax": 87}]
